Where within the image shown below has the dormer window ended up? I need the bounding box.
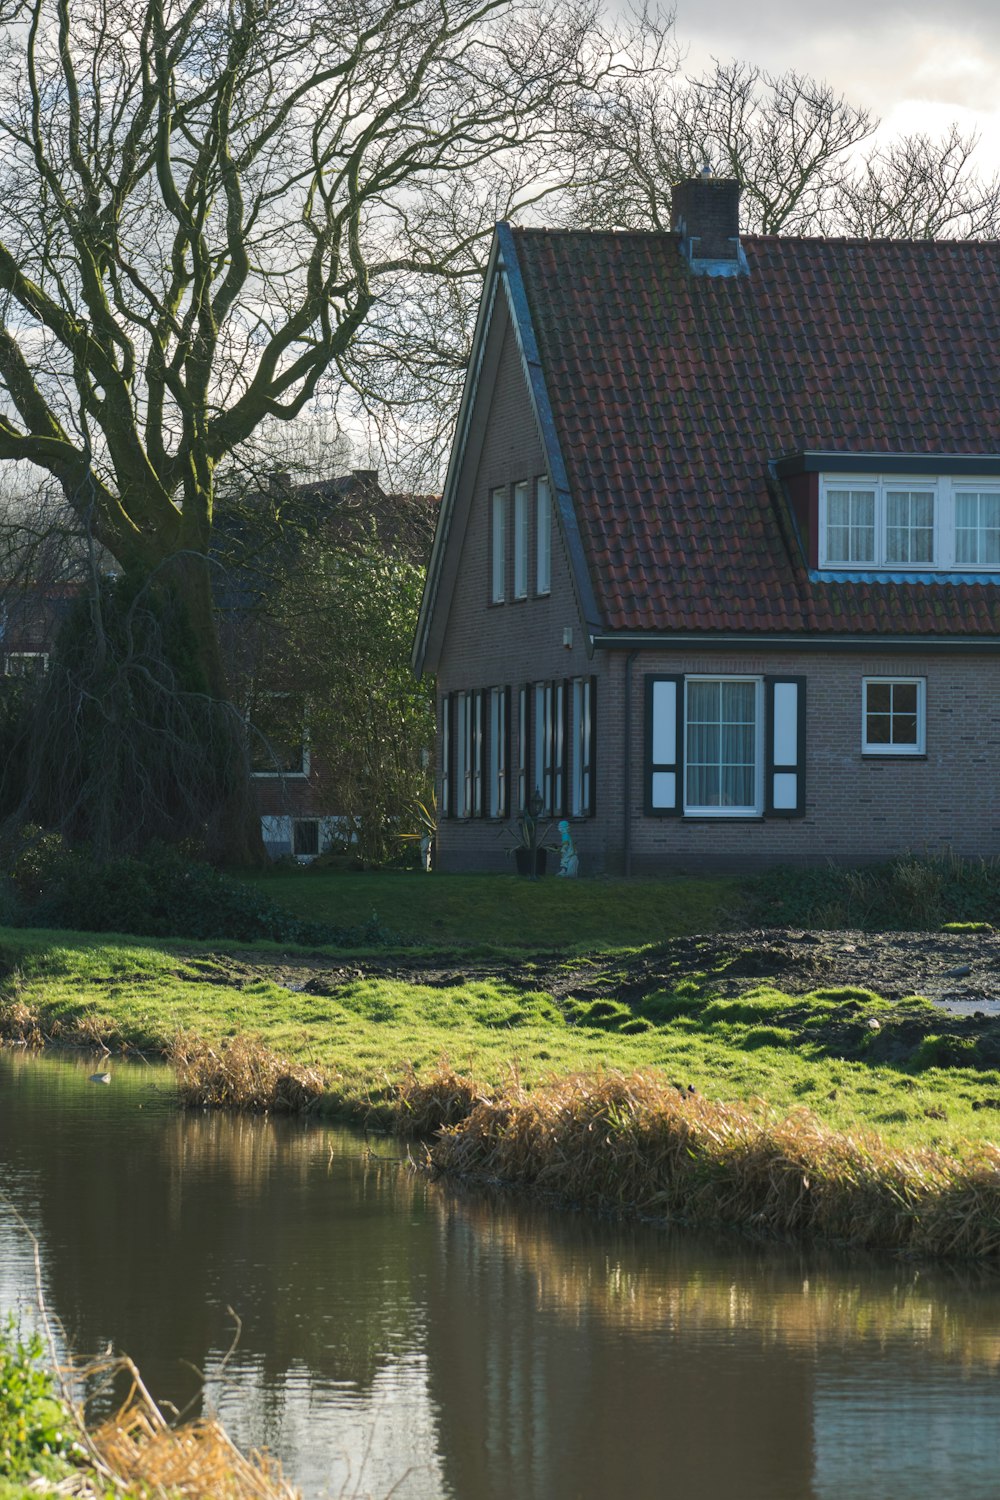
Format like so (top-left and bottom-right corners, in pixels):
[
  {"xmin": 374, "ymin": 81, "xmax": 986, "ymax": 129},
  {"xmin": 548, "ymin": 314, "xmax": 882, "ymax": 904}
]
[
  {"xmin": 955, "ymin": 491, "xmax": 1000, "ymax": 565},
  {"xmin": 818, "ymin": 474, "xmax": 1000, "ymax": 572}
]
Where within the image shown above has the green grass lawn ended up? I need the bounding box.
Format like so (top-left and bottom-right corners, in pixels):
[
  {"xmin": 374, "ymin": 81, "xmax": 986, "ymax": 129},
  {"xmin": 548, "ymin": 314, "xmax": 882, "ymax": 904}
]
[
  {"xmin": 239, "ymin": 869, "xmax": 741, "ymax": 948},
  {"xmin": 3, "ymin": 927, "xmax": 1000, "ymax": 1156}
]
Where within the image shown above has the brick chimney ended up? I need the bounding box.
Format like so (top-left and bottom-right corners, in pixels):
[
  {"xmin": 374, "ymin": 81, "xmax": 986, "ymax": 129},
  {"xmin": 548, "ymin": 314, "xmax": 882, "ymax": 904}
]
[{"xmin": 670, "ymin": 172, "xmax": 747, "ymax": 276}]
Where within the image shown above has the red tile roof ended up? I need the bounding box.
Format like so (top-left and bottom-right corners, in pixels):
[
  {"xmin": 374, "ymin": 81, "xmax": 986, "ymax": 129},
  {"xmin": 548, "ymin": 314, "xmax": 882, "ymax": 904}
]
[{"xmin": 511, "ymin": 227, "xmax": 1000, "ymax": 635}]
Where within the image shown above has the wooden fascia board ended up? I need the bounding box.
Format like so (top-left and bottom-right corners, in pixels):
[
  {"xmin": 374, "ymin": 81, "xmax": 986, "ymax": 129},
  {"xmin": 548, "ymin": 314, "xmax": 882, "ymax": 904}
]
[{"xmin": 495, "ymin": 223, "xmax": 603, "ymax": 641}]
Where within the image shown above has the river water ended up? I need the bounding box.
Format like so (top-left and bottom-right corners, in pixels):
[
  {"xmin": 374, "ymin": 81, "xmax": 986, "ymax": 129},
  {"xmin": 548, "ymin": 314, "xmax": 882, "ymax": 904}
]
[{"xmin": 1, "ymin": 1048, "xmax": 999, "ymax": 1500}]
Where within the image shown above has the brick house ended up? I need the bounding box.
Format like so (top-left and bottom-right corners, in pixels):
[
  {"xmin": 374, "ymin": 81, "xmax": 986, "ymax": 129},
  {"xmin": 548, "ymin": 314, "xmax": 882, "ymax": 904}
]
[
  {"xmin": 413, "ymin": 175, "xmax": 1000, "ymax": 874},
  {"xmin": 220, "ymin": 469, "xmax": 437, "ymax": 859},
  {"xmin": 0, "ymin": 471, "xmax": 436, "ymax": 861}
]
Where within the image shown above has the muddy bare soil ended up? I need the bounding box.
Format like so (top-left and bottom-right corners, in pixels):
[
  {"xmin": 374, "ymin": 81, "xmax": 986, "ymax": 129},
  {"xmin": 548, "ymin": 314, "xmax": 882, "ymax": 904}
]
[
  {"xmin": 187, "ymin": 929, "xmax": 1000, "ymax": 1077},
  {"xmin": 215, "ymin": 927, "xmax": 1000, "ymax": 1012}
]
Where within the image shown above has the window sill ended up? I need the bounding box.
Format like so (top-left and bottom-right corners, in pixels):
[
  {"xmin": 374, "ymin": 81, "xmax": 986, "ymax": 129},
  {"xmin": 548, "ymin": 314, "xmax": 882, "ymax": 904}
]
[
  {"xmin": 861, "ymin": 752, "xmax": 928, "ymax": 761},
  {"xmin": 681, "ymin": 815, "xmax": 765, "ymax": 823}
]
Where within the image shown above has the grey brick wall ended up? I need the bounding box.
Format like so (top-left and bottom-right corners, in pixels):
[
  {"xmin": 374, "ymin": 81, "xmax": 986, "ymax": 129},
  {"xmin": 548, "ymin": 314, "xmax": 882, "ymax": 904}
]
[{"xmin": 616, "ymin": 647, "xmax": 1000, "ymax": 874}]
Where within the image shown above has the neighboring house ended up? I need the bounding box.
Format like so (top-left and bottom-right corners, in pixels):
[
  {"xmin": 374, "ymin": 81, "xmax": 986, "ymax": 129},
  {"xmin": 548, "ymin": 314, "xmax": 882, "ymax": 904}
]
[
  {"xmin": 0, "ymin": 472, "xmax": 436, "ymax": 861},
  {"xmin": 220, "ymin": 469, "xmax": 437, "ymax": 860},
  {"xmin": 413, "ymin": 174, "xmax": 1000, "ymax": 873}
]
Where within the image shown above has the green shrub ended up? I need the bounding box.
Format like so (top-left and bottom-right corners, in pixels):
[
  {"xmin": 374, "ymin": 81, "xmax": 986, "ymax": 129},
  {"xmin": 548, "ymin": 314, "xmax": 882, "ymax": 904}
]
[
  {"xmin": 8, "ymin": 837, "xmax": 395, "ymax": 946},
  {"xmin": 746, "ymin": 852, "xmax": 1000, "ymax": 931},
  {"xmin": 0, "ymin": 1318, "xmax": 76, "ymax": 1481}
]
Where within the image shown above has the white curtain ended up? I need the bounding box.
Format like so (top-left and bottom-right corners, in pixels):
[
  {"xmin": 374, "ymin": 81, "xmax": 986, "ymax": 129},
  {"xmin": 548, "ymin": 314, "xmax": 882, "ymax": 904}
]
[{"xmin": 686, "ymin": 680, "xmax": 755, "ymax": 808}]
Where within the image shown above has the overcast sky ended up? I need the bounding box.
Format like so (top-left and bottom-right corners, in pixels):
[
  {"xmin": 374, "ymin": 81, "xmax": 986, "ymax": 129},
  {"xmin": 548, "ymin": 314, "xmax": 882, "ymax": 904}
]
[{"xmin": 675, "ymin": 0, "xmax": 1000, "ymax": 168}]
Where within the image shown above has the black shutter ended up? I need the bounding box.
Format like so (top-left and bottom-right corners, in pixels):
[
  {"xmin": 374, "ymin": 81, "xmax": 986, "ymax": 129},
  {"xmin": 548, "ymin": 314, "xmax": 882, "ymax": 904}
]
[
  {"xmin": 765, "ymin": 676, "xmax": 806, "ymax": 817},
  {"xmin": 587, "ymin": 674, "xmax": 597, "ymax": 817},
  {"xmin": 645, "ymin": 675, "xmax": 682, "ymax": 816},
  {"xmin": 518, "ymin": 685, "xmax": 531, "ymax": 813}
]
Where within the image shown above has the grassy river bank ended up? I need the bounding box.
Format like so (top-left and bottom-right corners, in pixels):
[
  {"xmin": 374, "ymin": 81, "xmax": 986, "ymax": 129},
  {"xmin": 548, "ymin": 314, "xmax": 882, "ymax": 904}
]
[{"xmin": 2, "ymin": 871, "xmax": 1000, "ymax": 1261}]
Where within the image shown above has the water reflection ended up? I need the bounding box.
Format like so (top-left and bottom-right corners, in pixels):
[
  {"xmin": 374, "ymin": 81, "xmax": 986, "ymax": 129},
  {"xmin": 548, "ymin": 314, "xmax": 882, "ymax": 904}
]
[{"xmin": 1, "ymin": 1050, "xmax": 999, "ymax": 1500}]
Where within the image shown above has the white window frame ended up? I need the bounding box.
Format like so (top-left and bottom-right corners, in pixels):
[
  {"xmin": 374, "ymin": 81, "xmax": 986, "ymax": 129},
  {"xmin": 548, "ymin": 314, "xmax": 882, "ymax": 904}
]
[
  {"xmin": 4, "ymin": 651, "xmax": 48, "ymax": 677},
  {"xmin": 536, "ymin": 476, "xmax": 551, "ymax": 595},
  {"xmin": 683, "ymin": 676, "xmax": 763, "ymax": 817},
  {"xmin": 861, "ymin": 677, "xmax": 926, "ymax": 756},
  {"xmin": 513, "ymin": 481, "xmax": 529, "ymax": 599},
  {"xmin": 490, "ymin": 487, "xmax": 506, "ymax": 603},
  {"xmin": 819, "ymin": 474, "xmax": 1000, "ymax": 572}
]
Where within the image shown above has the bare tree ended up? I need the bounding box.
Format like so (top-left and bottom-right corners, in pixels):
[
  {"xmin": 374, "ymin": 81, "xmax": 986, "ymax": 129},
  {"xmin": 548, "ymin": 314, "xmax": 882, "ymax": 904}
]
[
  {"xmin": 836, "ymin": 125, "xmax": 1000, "ymax": 240},
  {"xmin": 561, "ymin": 46, "xmax": 1000, "ymax": 241},
  {"xmin": 0, "ymin": 0, "xmax": 625, "ymax": 855}
]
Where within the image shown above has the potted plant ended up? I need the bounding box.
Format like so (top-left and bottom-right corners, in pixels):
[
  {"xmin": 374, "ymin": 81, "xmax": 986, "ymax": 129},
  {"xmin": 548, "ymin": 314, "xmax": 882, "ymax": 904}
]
[
  {"xmin": 400, "ymin": 791, "xmax": 437, "ymax": 871},
  {"xmin": 499, "ymin": 793, "xmax": 558, "ymax": 878}
]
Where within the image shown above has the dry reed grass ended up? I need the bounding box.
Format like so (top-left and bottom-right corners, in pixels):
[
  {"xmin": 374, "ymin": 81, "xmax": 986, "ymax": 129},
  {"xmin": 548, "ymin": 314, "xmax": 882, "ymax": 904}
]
[
  {"xmin": 78, "ymin": 1355, "xmax": 298, "ymax": 1500},
  {"xmin": 169, "ymin": 1033, "xmax": 326, "ymax": 1113},
  {"xmin": 425, "ymin": 1070, "xmax": 1000, "ymax": 1260},
  {"xmin": 394, "ymin": 1061, "xmax": 485, "ymax": 1133},
  {"xmin": 0, "ymin": 993, "xmax": 45, "ymax": 1046}
]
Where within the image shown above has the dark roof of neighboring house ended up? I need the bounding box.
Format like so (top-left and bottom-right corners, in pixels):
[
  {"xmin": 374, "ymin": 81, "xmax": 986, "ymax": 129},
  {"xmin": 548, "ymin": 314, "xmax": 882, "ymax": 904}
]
[{"xmin": 509, "ymin": 226, "xmax": 1000, "ymax": 636}]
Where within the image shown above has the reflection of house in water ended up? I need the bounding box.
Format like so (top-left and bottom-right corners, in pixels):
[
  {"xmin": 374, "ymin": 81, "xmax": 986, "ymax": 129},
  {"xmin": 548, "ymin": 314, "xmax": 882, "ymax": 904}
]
[
  {"xmin": 6, "ymin": 1057, "xmax": 1000, "ymax": 1500},
  {"xmin": 422, "ymin": 1200, "xmax": 817, "ymax": 1500}
]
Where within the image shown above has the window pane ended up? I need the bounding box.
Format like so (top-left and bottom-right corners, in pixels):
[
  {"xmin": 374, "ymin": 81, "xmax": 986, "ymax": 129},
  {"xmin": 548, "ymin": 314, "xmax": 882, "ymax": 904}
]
[
  {"xmin": 491, "ymin": 490, "xmax": 505, "ymax": 602},
  {"xmin": 514, "ymin": 482, "xmax": 528, "ymax": 598},
  {"xmin": 864, "ymin": 679, "xmax": 924, "ymax": 753},
  {"xmin": 536, "ymin": 478, "xmax": 551, "ymax": 594},
  {"xmin": 685, "ymin": 679, "xmax": 758, "ymax": 810},
  {"xmin": 826, "ymin": 489, "xmax": 875, "ymax": 563},
  {"xmin": 956, "ymin": 492, "xmax": 1000, "ymax": 567},
  {"xmin": 886, "ymin": 490, "xmax": 934, "ymax": 565}
]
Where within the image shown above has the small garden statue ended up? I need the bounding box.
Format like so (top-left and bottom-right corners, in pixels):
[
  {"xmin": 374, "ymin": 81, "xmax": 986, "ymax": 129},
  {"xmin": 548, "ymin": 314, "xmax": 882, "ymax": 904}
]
[{"xmin": 557, "ymin": 820, "xmax": 579, "ymax": 878}]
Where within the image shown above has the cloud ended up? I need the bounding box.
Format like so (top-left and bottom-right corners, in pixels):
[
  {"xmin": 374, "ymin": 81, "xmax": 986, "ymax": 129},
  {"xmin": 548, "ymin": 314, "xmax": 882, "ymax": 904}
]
[{"xmin": 672, "ymin": 0, "xmax": 1000, "ymax": 168}]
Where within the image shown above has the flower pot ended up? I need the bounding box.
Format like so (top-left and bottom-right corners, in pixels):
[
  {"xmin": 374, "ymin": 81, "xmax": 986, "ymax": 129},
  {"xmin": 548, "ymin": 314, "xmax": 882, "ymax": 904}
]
[{"xmin": 514, "ymin": 848, "xmax": 547, "ymax": 877}]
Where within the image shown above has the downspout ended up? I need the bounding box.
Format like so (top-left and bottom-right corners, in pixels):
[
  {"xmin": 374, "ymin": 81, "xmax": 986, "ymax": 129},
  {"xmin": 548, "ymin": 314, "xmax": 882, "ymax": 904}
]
[{"xmin": 622, "ymin": 649, "xmax": 638, "ymax": 877}]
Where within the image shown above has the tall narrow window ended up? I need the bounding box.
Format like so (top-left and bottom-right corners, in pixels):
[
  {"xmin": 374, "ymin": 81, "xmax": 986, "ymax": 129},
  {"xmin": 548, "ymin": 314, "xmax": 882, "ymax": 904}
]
[
  {"xmin": 513, "ymin": 482, "xmax": 529, "ymax": 599},
  {"xmin": 684, "ymin": 678, "xmax": 761, "ymax": 815},
  {"xmin": 552, "ymin": 682, "xmax": 566, "ymax": 815},
  {"xmin": 517, "ymin": 686, "xmax": 529, "ymax": 813},
  {"xmin": 886, "ymin": 490, "xmax": 934, "ymax": 565},
  {"xmin": 472, "ymin": 691, "xmax": 484, "ymax": 816},
  {"xmin": 490, "ymin": 488, "xmax": 505, "ymax": 603},
  {"xmin": 571, "ymin": 677, "xmax": 594, "ymax": 816},
  {"xmin": 533, "ymin": 681, "xmax": 553, "ymax": 813},
  {"xmin": 536, "ymin": 476, "xmax": 551, "ymax": 595},
  {"xmin": 955, "ymin": 492, "xmax": 1000, "ymax": 565},
  {"xmin": 489, "ymin": 687, "xmax": 509, "ymax": 818},
  {"xmin": 440, "ymin": 696, "xmax": 452, "ymax": 817},
  {"xmin": 455, "ymin": 692, "xmax": 471, "ymax": 816}
]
